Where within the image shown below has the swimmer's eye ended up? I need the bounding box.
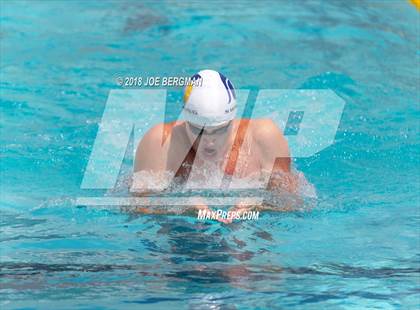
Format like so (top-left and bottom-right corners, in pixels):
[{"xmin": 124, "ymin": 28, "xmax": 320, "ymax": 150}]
[{"xmin": 187, "ymin": 122, "xmax": 231, "ymax": 136}]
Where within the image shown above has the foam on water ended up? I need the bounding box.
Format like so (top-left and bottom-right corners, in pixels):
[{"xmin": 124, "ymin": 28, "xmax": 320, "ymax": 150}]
[{"xmin": 129, "ymin": 166, "xmax": 317, "ymax": 209}]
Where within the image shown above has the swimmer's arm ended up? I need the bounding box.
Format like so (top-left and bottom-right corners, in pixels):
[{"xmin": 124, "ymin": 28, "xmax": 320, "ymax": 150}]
[
  {"xmin": 225, "ymin": 121, "xmax": 300, "ymax": 218},
  {"xmin": 251, "ymin": 119, "xmax": 301, "ymax": 212},
  {"xmin": 132, "ymin": 124, "xmax": 172, "ymax": 198},
  {"xmin": 132, "ymin": 124, "xmax": 171, "ymax": 212},
  {"xmin": 254, "ymin": 119, "xmax": 298, "ymax": 194},
  {"xmin": 129, "ymin": 191, "xmax": 228, "ymax": 221},
  {"xmin": 266, "ymin": 158, "xmax": 298, "ymax": 195},
  {"xmin": 125, "ymin": 198, "xmax": 224, "ymax": 220},
  {"xmin": 126, "ymin": 204, "xmax": 210, "ymax": 216},
  {"xmin": 134, "ymin": 123, "xmax": 169, "ymax": 172}
]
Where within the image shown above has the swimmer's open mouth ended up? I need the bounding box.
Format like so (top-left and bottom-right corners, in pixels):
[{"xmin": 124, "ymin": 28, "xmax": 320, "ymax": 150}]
[{"xmin": 203, "ymin": 147, "xmax": 216, "ymax": 156}]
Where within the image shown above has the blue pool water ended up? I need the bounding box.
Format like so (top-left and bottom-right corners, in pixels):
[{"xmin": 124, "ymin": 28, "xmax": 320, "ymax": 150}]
[{"xmin": 1, "ymin": 1, "xmax": 419, "ymax": 309}]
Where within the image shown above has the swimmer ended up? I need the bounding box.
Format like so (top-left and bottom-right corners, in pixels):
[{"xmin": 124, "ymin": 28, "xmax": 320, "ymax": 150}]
[{"xmin": 133, "ymin": 69, "xmax": 298, "ymax": 222}]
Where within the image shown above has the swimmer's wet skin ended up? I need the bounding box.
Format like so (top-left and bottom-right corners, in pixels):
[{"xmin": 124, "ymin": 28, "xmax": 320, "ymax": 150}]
[{"xmin": 133, "ymin": 69, "xmax": 299, "ymax": 221}]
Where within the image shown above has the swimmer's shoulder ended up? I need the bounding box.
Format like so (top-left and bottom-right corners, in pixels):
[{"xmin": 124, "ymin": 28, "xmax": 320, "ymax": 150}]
[
  {"xmin": 234, "ymin": 118, "xmax": 285, "ymax": 140},
  {"xmin": 246, "ymin": 119, "xmax": 291, "ymax": 172},
  {"xmin": 249, "ymin": 118, "xmax": 284, "ymax": 136},
  {"xmin": 248, "ymin": 118, "xmax": 289, "ymax": 154},
  {"xmin": 134, "ymin": 121, "xmax": 185, "ymax": 171},
  {"xmin": 140, "ymin": 121, "xmax": 185, "ymax": 144}
]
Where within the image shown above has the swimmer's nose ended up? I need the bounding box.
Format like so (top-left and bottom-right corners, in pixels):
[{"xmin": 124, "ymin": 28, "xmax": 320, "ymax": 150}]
[{"xmin": 201, "ymin": 136, "xmax": 216, "ymax": 147}]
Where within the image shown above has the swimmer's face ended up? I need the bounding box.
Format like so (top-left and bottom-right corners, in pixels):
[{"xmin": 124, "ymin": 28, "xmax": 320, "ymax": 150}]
[{"xmin": 186, "ymin": 121, "xmax": 232, "ymax": 159}]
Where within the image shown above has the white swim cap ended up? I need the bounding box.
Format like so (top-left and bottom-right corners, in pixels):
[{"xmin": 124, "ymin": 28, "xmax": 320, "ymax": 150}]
[{"xmin": 181, "ymin": 69, "xmax": 237, "ymax": 127}]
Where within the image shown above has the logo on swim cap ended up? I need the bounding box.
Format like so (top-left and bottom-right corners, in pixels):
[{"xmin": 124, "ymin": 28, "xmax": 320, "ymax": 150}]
[
  {"xmin": 218, "ymin": 72, "xmax": 236, "ymax": 104},
  {"xmin": 183, "ymin": 73, "xmax": 201, "ymax": 103},
  {"xmin": 182, "ymin": 69, "xmax": 237, "ymax": 126}
]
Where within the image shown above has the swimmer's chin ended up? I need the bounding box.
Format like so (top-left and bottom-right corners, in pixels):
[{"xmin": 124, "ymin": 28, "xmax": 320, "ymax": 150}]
[{"xmin": 198, "ymin": 148, "xmax": 219, "ymax": 160}]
